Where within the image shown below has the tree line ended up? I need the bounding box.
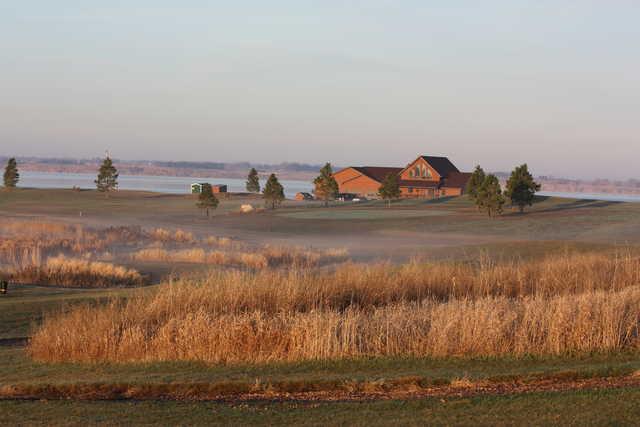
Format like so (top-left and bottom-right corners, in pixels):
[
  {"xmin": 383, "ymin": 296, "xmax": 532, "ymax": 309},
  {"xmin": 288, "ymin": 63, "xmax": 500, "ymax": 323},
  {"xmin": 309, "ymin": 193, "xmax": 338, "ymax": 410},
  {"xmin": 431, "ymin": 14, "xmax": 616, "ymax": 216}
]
[
  {"xmin": 365, "ymin": 163, "xmax": 541, "ymax": 215},
  {"xmin": 4, "ymin": 155, "xmax": 541, "ymax": 218},
  {"xmin": 466, "ymin": 164, "xmax": 541, "ymax": 217}
]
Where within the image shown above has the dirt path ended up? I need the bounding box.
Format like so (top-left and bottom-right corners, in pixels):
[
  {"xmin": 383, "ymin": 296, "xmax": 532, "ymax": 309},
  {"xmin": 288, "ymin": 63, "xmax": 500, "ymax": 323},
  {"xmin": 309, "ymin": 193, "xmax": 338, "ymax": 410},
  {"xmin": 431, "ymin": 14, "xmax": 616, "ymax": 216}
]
[{"xmin": 2, "ymin": 373, "xmax": 639, "ymax": 403}]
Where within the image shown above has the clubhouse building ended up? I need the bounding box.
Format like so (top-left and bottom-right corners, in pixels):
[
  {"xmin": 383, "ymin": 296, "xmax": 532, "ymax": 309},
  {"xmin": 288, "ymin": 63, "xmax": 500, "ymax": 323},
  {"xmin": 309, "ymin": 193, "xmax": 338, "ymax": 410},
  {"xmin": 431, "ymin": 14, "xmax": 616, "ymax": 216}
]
[{"xmin": 333, "ymin": 155, "xmax": 471, "ymax": 199}]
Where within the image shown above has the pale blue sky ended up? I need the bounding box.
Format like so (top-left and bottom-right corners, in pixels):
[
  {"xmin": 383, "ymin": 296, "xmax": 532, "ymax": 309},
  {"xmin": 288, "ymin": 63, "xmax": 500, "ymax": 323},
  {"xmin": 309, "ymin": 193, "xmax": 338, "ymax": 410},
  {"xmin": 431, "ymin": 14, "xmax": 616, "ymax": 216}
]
[{"xmin": 1, "ymin": 1, "xmax": 639, "ymax": 179}]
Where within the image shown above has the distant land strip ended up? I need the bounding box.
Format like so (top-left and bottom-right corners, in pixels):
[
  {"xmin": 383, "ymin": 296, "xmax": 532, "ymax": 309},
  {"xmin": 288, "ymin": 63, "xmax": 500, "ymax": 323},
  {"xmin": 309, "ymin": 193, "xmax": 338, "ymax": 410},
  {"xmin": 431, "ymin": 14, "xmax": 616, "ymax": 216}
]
[{"xmin": 2, "ymin": 155, "xmax": 640, "ymax": 196}]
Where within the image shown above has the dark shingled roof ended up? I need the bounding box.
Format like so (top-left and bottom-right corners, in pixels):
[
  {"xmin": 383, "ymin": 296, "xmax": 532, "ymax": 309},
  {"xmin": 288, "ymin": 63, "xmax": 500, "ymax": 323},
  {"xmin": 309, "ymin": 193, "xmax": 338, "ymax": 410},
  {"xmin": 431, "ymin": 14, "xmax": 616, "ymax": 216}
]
[
  {"xmin": 420, "ymin": 156, "xmax": 460, "ymax": 177},
  {"xmin": 352, "ymin": 166, "xmax": 403, "ymax": 183},
  {"xmin": 398, "ymin": 180, "xmax": 440, "ymax": 189},
  {"xmin": 442, "ymin": 172, "xmax": 472, "ymax": 189},
  {"xmin": 342, "ymin": 157, "xmax": 465, "ymax": 187}
]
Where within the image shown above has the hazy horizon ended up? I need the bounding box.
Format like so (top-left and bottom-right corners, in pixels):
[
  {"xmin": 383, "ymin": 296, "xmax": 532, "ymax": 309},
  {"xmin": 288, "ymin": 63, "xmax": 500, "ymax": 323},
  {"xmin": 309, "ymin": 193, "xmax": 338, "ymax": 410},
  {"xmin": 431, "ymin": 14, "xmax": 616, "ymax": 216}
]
[{"xmin": 2, "ymin": 2, "xmax": 639, "ymax": 180}]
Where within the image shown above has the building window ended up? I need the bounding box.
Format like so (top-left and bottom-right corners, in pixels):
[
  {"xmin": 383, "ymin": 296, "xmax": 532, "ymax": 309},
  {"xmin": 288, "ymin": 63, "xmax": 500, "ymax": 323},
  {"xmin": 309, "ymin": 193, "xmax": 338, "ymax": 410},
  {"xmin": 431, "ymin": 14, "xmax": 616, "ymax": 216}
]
[{"xmin": 408, "ymin": 187, "xmax": 413, "ymax": 193}]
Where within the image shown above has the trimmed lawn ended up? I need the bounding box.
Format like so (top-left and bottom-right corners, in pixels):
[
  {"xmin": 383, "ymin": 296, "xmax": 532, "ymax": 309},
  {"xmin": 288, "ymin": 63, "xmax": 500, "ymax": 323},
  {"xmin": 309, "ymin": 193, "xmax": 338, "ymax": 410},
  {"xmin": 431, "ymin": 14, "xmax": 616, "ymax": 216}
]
[
  {"xmin": 278, "ymin": 209, "xmax": 451, "ymax": 220},
  {"xmin": 2, "ymin": 387, "xmax": 640, "ymax": 426}
]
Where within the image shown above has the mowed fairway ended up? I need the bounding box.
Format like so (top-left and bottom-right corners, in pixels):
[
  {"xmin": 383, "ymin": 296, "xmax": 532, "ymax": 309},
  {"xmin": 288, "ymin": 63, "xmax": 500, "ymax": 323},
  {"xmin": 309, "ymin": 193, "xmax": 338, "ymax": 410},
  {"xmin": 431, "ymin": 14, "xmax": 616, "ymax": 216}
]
[
  {"xmin": 2, "ymin": 188, "xmax": 640, "ymax": 425},
  {"xmin": 3, "ymin": 388, "xmax": 640, "ymax": 426},
  {"xmin": 278, "ymin": 209, "xmax": 451, "ymax": 220},
  {"xmin": 2, "ymin": 189, "xmax": 640, "ymax": 261}
]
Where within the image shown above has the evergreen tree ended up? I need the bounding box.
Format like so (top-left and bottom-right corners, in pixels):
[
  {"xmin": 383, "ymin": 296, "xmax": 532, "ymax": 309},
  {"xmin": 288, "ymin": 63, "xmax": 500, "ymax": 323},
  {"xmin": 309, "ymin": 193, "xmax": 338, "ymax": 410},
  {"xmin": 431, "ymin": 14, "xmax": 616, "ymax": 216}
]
[
  {"xmin": 263, "ymin": 173, "xmax": 285, "ymax": 209},
  {"xmin": 465, "ymin": 165, "xmax": 485, "ymax": 203},
  {"xmin": 313, "ymin": 163, "xmax": 339, "ymax": 207},
  {"xmin": 246, "ymin": 168, "xmax": 260, "ymax": 193},
  {"xmin": 378, "ymin": 173, "xmax": 401, "ymax": 207},
  {"xmin": 3, "ymin": 158, "xmax": 19, "ymax": 189},
  {"xmin": 505, "ymin": 164, "xmax": 541, "ymax": 213},
  {"xmin": 476, "ymin": 174, "xmax": 505, "ymax": 217},
  {"xmin": 94, "ymin": 156, "xmax": 119, "ymax": 196},
  {"xmin": 196, "ymin": 183, "xmax": 219, "ymax": 217}
]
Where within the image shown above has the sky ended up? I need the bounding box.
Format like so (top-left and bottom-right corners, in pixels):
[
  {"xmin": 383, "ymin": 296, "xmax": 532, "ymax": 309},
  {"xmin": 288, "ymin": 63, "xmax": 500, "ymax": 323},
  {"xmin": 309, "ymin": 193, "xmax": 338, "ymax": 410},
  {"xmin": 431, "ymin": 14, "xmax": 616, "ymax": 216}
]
[{"xmin": 1, "ymin": 1, "xmax": 639, "ymax": 179}]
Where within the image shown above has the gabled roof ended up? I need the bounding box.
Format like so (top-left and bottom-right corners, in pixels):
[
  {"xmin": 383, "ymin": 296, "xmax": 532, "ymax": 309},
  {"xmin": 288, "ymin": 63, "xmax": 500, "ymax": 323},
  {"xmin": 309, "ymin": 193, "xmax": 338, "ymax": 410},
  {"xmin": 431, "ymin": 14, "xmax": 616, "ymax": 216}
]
[
  {"xmin": 419, "ymin": 156, "xmax": 460, "ymax": 177},
  {"xmin": 338, "ymin": 157, "xmax": 463, "ymax": 185},
  {"xmin": 352, "ymin": 166, "xmax": 403, "ymax": 183}
]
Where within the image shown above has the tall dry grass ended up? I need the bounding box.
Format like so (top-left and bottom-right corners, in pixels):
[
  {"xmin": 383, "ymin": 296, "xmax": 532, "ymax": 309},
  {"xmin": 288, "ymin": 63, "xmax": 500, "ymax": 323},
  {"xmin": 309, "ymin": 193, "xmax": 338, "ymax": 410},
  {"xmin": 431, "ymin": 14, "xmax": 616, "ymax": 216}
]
[
  {"xmin": 1, "ymin": 220, "xmax": 347, "ymax": 273},
  {"xmin": 0, "ymin": 221, "xmax": 147, "ymax": 266},
  {"xmin": 29, "ymin": 288, "xmax": 640, "ymax": 363},
  {"xmin": 125, "ymin": 251, "xmax": 640, "ymax": 315},
  {"xmin": 28, "ymin": 252, "xmax": 640, "ymax": 363},
  {"xmin": 130, "ymin": 245, "xmax": 349, "ymax": 269},
  {"xmin": 0, "ymin": 220, "xmax": 70, "ymax": 237},
  {"xmin": 11, "ymin": 255, "xmax": 145, "ymax": 288},
  {"xmin": 149, "ymin": 228, "xmax": 195, "ymax": 244}
]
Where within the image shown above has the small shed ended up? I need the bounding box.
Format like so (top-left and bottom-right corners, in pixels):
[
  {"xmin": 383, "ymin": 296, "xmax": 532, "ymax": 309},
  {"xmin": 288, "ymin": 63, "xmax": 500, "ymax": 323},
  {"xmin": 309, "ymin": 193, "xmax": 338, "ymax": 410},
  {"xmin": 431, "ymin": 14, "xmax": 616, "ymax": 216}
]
[
  {"xmin": 191, "ymin": 183, "xmax": 208, "ymax": 194},
  {"xmin": 192, "ymin": 183, "xmax": 228, "ymax": 194},
  {"xmin": 295, "ymin": 192, "xmax": 314, "ymax": 201}
]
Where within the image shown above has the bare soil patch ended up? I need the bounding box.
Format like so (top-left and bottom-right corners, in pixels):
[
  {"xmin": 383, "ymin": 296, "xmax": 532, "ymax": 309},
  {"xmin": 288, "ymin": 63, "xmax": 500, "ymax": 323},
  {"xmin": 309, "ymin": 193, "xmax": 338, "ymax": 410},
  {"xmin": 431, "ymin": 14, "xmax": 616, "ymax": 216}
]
[{"xmin": 2, "ymin": 373, "xmax": 640, "ymax": 403}]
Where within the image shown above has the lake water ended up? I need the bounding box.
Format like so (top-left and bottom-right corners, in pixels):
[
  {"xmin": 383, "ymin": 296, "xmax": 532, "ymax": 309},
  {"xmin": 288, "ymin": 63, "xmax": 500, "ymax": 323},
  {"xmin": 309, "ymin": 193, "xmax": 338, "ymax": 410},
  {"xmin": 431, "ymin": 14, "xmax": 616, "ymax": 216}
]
[
  {"xmin": 537, "ymin": 191, "xmax": 640, "ymax": 203},
  {"xmin": 19, "ymin": 171, "xmax": 314, "ymax": 199},
  {"xmin": 16, "ymin": 171, "xmax": 640, "ymax": 203}
]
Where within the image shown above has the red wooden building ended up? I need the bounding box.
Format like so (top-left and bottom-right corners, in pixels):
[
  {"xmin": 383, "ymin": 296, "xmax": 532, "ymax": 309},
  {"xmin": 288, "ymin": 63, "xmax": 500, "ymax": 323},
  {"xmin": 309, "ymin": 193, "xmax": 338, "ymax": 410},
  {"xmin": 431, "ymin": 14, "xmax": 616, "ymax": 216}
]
[{"xmin": 333, "ymin": 155, "xmax": 471, "ymax": 199}]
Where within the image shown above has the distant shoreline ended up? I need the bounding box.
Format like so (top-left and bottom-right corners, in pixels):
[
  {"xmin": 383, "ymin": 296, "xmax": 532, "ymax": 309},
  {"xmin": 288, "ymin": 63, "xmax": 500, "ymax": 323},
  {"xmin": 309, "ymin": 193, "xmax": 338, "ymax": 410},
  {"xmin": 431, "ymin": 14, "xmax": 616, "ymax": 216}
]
[
  {"xmin": 17, "ymin": 170, "xmax": 314, "ymax": 199},
  {"xmin": 4, "ymin": 156, "xmax": 640, "ymax": 200},
  {"xmin": 14, "ymin": 170, "xmax": 640, "ymax": 203},
  {"xmin": 537, "ymin": 191, "xmax": 640, "ymax": 203},
  {"xmin": 3, "ymin": 158, "xmax": 321, "ymax": 182}
]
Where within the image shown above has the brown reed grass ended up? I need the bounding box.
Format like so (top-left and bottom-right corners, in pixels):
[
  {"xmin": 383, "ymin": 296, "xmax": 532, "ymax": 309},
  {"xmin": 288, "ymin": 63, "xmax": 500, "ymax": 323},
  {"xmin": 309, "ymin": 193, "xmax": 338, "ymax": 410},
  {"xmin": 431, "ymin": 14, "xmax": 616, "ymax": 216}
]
[
  {"xmin": 0, "ymin": 221, "xmax": 147, "ymax": 266},
  {"xmin": 149, "ymin": 228, "xmax": 194, "ymax": 243},
  {"xmin": 28, "ymin": 288, "xmax": 640, "ymax": 363},
  {"xmin": 28, "ymin": 251, "xmax": 640, "ymax": 363},
  {"xmin": 130, "ymin": 245, "xmax": 349, "ymax": 269},
  {"xmin": 133, "ymin": 251, "xmax": 640, "ymax": 316},
  {"xmin": 11, "ymin": 255, "xmax": 145, "ymax": 288}
]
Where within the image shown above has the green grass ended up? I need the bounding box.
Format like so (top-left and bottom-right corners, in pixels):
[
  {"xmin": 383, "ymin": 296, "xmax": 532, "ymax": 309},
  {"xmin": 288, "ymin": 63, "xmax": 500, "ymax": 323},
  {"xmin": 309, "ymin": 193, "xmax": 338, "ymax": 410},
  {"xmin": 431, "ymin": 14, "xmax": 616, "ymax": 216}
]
[
  {"xmin": 5, "ymin": 345, "xmax": 640, "ymax": 386},
  {"xmin": 0, "ymin": 188, "xmax": 254, "ymax": 217},
  {"xmin": 238, "ymin": 194, "xmax": 640, "ymax": 242},
  {"xmin": 3, "ymin": 387, "xmax": 640, "ymax": 426},
  {"xmin": 417, "ymin": 240, "xmax": 640, "ymax": 263},
  {"xmin": 278, "ymin": 209, "xmax": 451, "ymax": 220},
  {"xmin": 0, "ymin": 285, "xmax": 135, "ymax": 340}
]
